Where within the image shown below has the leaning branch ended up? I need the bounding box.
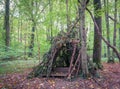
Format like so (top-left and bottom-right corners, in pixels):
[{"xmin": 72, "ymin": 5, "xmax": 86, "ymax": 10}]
[
  {"xmin": 86, "ymin": 8, "xmax": 120, "ymax": 62},
  {"xmin": 108, "ymin": 15, "xmax": 120, "ymax": 24}
]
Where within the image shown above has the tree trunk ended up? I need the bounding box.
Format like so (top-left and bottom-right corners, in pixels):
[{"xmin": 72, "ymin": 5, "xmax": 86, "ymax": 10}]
[
  {"xmin": 119, "ymin": 12, "xmax": 120, "ymax": 51},
  {"xmin": 78, "ymin": 0, "xmax": 89, "ymax": 77},
  {"xmin": 28, "ymin": 1, "xmax": 36, "ymax": 57},
  {"xmin": 28, "ymin": 23, "xmax": 35, "ymax": 57},
  {"xmin": 93, "ymin": 0, "xmax": 102, "ymax": 68},
  {"xmin": 104, "ymin": 44, "xmax": 107, "ymax": 57},
  {"xmin": 86, "ymin": 6, "xmax": 120, "ymax": 62},
  {"xmin": 20, "ymin": 18, "xmax": 23, "ymax": 43},
  {"xmin": 49, "ymin": 0, "xmax": 53, "ymax": 43},
  {"xmin": 104, "ymin": 0, "xmax": 111, "ymax": 62},
  {"xmin": 4, "ymin": 0, "xmax": 10, "ymax": 51},
  {"xmin": 18, "ymin": 18, "xmax": 20, "ymax": 42},
  {"xmin": 66, "ymin": 0, "xmax": 69, "ymax": 31},
  {"xmin": 112, "ymin": 0, "xmax": 117, "ymax": 57},
  {"xmin": 24, "ymin": 33, "xmax": 27, "ymax": 60}
]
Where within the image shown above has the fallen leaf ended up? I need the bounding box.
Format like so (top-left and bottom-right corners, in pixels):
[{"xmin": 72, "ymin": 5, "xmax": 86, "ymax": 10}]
[{"xmin": 89, "ymin": 84, "xmax": 94, "ymax": 88}]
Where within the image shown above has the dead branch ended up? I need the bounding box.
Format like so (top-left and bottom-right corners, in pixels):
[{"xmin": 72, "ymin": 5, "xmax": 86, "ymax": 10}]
[
  {"xmin": 69, "ymin": 17, "xmax": 80, "ymax": 32},
  {"xmin": 68, "ymin": 44, "xmax": 77, "ymax": 72},
  {"xmin": 108, "ymin": 15, "xmax": 120, "ymax": 24},
  {"xmin": 47, "ymin": 48, "xmax": 57, "ymax": 77},
  {"xmin": 86, "ymin": 7, "xmax": 120, "ymax": 62},
  {"xmin": 71, "ymin": 49, "xmax": 82, "ymax": 76},
  {"xmin": 68, "ymin": 44, "xmax": 77, "ymax": 78}
]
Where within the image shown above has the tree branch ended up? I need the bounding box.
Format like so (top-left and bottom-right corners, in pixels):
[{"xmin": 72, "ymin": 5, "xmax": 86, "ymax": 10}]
[
  {"xmin": 108, "ymin": 15, "xmax": 120, "ymax": 24},
  {"xmin": 86, "ymin": 7, "xmax": 120, "ymax": 62}
]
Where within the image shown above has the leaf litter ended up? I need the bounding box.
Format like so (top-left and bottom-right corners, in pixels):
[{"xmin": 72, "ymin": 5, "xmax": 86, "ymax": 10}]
[{"xmin": 0, "ymin": 63, "xmax": 120, "ymax": 89}]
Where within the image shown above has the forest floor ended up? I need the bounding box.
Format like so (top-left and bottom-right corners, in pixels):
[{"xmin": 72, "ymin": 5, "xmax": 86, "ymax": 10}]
[{"xmin": 0, "ymin": 63, "xmax": 120, "ymax": 89}]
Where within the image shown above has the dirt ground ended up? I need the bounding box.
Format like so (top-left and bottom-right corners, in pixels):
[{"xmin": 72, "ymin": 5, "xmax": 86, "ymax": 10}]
[{"xmin": 0, "ymin": 63, "xmax": 120, "ymax": 89}]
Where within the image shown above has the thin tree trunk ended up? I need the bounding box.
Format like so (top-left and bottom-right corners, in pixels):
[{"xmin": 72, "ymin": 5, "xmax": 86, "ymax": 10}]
[
  {"xmin": 36, "ymin": 27, "xmax": 41, "ymax": 61},
  {"xmin": 10, "ymin": 4, "xmax": 16, "ymax": 43},
  {"xmin": 104, "ymin": 0, "xmax": 111, "ymax": 61},
  {"xmin": 86, "ymin": 8, "xmax": 120, "ymax": 62},
  {"xmin": 24, "ymin": 33, "xmax": 27, "ymax": 60},
  {"xmin": 119, "ymin": 12, "xmax": 120, "ymax": 51},
  {"xmin": 46, "ymin": 28, "xmax": 50, "ymax": 41},
  {"xmin": 112, "ymin": 0, "xmax": 117, "ymax": 57},
  {"xmin": 18, "ymin": 18, "xmax": 20, "ymax": 42},
  {"xmin": 59, "ymin": 2, "xmax": 64, "ymax": 31},
  {"xmin": 78, "ymin": 0, "xmax": 89, "ymax": 77},
  {"xmin": 4, "ymin": 0, "xmax": 10, "ymax": 51},
  {"xmin": 20, "ymin": 18, "xmax": 22, "ymax": 43},
  {"xmin": 103, "ymin": 29, "xmax": 107, "ymax": 57},
  {"xmin": 78, "ymin": 5, "xmax": 81, "ymax": 40},
  {"xmin": 104, "ymin": 44, "xmax": 107, "ymax": 57},
  {"xmin": 28, "ymin": 23, "xmax": 35, "ymax": 57},
  {"xmin": 66, "ymin": 0, "xmax": 69, "ymax": 31},
  {"xmin": 49, "ymin": 0, "xmax": 53, "ymax": 43},
  {"xmin": 93, "ymin": 0, "xmax": 102, "ymax": 68},
  {"xmin": 28, "ymin": 1, "xmax": 36, "ymax": 57}
]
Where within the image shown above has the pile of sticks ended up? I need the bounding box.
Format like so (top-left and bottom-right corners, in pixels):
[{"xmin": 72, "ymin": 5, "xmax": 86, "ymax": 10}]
[{"xmin": 28, "ymin": 29, "xmax": 97, "ymax": 79}]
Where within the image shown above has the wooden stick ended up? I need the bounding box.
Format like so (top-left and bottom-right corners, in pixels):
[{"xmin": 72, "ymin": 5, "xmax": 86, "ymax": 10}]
[
  {"xmin": 70, "ymin": 49, "xmax": 82, "ymax": 77},
  {"xmin": 47, "ymin": 48, "xmax": 57, "ymax": 77},
  {"xmin": 68, "ymin": 44, "xmax": 77, "ymax": 78}
]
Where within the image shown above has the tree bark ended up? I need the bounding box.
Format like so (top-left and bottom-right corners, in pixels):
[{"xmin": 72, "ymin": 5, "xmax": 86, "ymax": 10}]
[
  {"xmin": 49, "ymin": 0, "xmax": 53, "ymax": 43},
  {"xmin": 20, "ymin": 18, "xmax": 22, "ymax": 43},
  {"xmin": 119, "ymin": 12, "xmax": 120, "ymax": 51},
  {"xmin": 93, "ymin": 0, "xmax": 102, "ymax": 68},
  {"xmin": 112, "ymin": 0, "xmax": 117, "ymax": 57},
  {"xmin": 18, "ymin": 18, "xmax": 20, "ymax": 42},
  {"xmin": 28, "ymin": 1, "xmax": 37, "ymax": 57},
  {"xmin": 104, "ymin": 0, "xmax": 111, "ymax": 62},
  {"xmin": 78, "ymin": 0, "xmax": 89, "ymax": 77},
  {"xmin": 4, "ymin": 0, "xmax": 10, "ymax": 51},
  {"xmin": 28, "ymin": 23, "xmax": 35, "ymax": 57},
  {"xmin": 86, "ymin": 8, "xmax": 120, "ymax": 62}
]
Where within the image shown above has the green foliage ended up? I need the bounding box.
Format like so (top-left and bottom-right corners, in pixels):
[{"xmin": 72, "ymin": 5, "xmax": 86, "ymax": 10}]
[
  {"xmin": 0, "ymin": 0, "xmax": 120, "ymax": 62},
  {"xmin": 0, "ymin": 58, "xmax": 119, "ymax": 75},
  {"xmin": 0, "ymin": 60, "xmax": 39, "ymax": 74},
  {"xmin": 0, "ymin": 43, "xmax": 23, "ymax": 60}
]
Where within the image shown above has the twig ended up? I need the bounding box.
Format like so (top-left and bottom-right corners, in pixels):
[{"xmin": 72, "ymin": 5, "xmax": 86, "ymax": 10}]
[
  {"xmin": 92, "ymin": 78, "xmax": 106, "ymax": 88},
  {"xmin": 47, "ymin": 48, "xmax": 57, "ymax": 77},
  {"xmin": 68, "ymin": 44, "xmax": 77, "ymax": 78},
  {"xmin": 69, "ymin": 17, "xmax": 80, "ymax": 32}
]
